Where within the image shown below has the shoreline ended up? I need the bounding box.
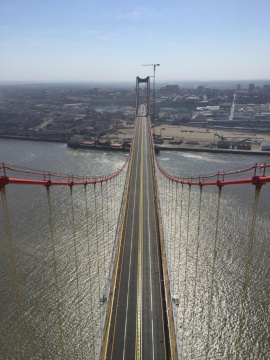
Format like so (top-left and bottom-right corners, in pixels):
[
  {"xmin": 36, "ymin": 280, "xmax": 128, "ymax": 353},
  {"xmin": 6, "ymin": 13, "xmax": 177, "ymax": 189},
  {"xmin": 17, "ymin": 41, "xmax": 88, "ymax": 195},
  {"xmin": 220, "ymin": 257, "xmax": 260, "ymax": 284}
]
[
  {"xmin": 1, "ymin": 135, "xmax": 270, "ymax": 156},
  {"xmin": 0, "ymin": 135, "xmax": 66, "ymax": 143},
  {"xmin": 158, "ymin": 145, "xmax": 270, "ymax": 156}
]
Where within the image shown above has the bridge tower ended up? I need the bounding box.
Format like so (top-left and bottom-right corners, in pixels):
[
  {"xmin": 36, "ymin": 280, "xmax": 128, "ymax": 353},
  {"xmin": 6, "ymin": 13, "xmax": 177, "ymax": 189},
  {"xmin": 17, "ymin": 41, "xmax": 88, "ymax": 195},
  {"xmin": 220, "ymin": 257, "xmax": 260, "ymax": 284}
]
[{"xmin": 136, "ymin": 76, "xmax": 150, "ymax": 117}]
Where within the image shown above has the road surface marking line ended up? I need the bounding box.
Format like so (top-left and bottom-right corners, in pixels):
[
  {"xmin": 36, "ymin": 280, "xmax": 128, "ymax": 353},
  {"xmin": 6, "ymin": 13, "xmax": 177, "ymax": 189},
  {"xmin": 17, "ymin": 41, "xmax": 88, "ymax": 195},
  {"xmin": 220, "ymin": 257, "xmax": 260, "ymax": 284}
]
[
  {"xmin": 144, "ymin": 119, "xmax": 155, "ymax": 359},
  {"xmin": 122, "ymin": 116, "xmax": 141, "ymax": 360},
  {"xmin": 103, "ymin": 116, "xmax": 138, "ymax": 360},
  {"xmin": 148, "ymin": 116, "xmax": 168, "ymax": 360},
  {"xmin": 136, "ymin": 116, "xmax": 144, "ymax": 360}
]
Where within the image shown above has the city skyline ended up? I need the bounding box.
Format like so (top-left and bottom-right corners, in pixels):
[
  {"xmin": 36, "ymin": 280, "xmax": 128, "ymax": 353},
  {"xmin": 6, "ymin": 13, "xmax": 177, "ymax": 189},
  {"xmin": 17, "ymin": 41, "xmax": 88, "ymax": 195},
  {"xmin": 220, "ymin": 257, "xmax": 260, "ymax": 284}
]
[{"xmin": 1, "ymin": 0, "xmax": 269, "ymax": 83}]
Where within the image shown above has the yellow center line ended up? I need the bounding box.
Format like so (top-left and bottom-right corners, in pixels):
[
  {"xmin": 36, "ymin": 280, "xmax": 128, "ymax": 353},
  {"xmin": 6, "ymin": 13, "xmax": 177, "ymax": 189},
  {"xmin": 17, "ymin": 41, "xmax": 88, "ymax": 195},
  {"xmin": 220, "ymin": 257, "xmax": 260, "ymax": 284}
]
[{"xmin": 136, "ymin": 116, "xmax": 144, "ymax": 360}]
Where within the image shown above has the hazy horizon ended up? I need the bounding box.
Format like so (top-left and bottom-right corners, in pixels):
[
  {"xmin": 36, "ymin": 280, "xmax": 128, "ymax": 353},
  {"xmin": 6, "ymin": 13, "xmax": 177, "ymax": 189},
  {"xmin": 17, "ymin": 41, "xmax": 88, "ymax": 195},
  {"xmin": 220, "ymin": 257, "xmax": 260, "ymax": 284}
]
[
  {"xmin": 1, "ymin": 79, "xmax": 270, "ymax": 90},
  {"xmin": 1, "ymin": 0, "xmax": 269, "ymax": 83}
]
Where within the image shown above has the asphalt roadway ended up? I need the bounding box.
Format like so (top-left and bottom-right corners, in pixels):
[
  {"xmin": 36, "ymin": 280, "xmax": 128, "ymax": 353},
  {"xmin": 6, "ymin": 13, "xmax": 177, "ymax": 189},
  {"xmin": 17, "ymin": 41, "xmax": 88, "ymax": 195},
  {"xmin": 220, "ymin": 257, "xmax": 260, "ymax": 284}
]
[{"xmin": 105, "ymin": 106, "xmax": 168, "ymax": 360}]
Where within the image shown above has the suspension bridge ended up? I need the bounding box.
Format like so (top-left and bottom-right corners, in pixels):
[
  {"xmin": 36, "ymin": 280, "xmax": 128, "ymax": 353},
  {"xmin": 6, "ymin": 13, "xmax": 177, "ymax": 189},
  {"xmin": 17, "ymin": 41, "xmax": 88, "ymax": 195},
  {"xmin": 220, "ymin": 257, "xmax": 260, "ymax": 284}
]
[{"xmin": 1, "ymin": 76, "xmax": 270, "ymax": 359}]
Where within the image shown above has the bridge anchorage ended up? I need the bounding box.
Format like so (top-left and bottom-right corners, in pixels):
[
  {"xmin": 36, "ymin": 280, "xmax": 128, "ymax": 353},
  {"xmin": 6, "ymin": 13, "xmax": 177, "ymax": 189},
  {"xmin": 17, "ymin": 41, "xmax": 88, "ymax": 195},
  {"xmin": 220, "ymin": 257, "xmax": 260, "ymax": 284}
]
[{"xmin": 0, "ymin": 77, "xmax": 270, "ymax": 360}]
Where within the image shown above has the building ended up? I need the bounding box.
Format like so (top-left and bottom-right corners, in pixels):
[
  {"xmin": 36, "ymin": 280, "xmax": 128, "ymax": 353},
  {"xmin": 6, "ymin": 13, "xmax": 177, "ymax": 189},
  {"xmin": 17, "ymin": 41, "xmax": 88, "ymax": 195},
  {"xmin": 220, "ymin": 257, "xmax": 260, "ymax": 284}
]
[
  {"xmin": 248, "ymin": 83, "xmax": 255, "ymax": 93},
  {"xmin": 261, "ymin": 141, "xmax": 270, "ymax": 151},
  {"xmin": 196, "ymin": 85, "xmax": 205, "ymax": 94},
  {"xmin": 263, "ymin": 85, "xmax": 270, "ymax": 93},
  {"xmin": 160, "ymin": 85, "xmax": 180, "ymax": 95}
]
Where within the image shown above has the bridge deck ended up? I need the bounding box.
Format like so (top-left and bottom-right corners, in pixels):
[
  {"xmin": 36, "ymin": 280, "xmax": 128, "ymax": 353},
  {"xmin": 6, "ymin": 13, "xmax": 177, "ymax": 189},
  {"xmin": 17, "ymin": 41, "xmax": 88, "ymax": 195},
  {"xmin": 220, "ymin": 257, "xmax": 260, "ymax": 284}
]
[{"xmin": 104, "ymin": 106, "xmax": 168, "ymax": 359}]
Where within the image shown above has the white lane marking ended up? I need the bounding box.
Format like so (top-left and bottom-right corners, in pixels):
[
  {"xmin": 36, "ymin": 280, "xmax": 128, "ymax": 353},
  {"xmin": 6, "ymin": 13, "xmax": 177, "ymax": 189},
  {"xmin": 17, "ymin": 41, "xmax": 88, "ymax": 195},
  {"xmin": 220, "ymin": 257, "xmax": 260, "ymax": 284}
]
[
  {"xmin": 144, "ymin": 118, "xmax": 155, "ymax": 359},
  {"xmin": 123, "ymin": 113, "xmax": 142, "ymax": 360}
]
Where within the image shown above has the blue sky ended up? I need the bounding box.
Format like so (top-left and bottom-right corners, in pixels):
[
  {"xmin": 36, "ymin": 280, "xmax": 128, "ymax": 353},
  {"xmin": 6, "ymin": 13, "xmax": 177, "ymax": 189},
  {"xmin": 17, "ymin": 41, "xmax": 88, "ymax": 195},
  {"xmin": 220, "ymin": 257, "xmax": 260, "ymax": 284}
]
[{"xmin": 1, "ymin": 0, "xmax": 269, "ymax": 82}]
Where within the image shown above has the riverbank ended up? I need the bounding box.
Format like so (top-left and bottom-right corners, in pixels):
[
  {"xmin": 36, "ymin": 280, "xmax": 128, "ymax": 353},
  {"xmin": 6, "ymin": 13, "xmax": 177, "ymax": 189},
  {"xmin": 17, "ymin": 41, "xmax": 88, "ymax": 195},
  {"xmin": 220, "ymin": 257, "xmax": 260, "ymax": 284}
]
[
  {"xmin": 0, "ymin": 135, "xmax": 66, "ymax": 143},
  {"xmin": 158, "ymin": 144, "xmax": 270, "ymax": 155},
  {"xmin": 1, "ymin": 134, "xmax": 270, "ymax": 155}
]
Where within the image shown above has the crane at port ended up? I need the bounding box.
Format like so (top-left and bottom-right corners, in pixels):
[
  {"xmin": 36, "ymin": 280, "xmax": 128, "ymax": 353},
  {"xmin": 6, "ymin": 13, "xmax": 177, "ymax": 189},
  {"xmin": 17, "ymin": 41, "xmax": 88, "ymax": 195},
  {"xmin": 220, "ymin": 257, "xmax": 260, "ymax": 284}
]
[
  {"xmin": 142, "ymin": 63, "xmax": 160, "ymax": 73},
  {"xmin": 214, "ymin": 133, "xmax": 227, "ymax": 141},
  {"xmin": 214, "ymin": 133, "xmax": 230, "ymax": 149},
  {"xmin": 232, "ymin": 137, "xmax": 252, "ymax": 150}
]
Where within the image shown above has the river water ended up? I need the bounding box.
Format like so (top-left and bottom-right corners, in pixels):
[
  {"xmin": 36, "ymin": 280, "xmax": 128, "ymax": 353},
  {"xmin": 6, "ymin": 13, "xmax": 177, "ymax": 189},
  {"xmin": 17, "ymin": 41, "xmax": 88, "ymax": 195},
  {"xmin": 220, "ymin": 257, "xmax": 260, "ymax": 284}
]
[
  {"xmin": 0, "ymin": 139, "xmax": 269, "ymax": 359},
  {"xmin": 157, "ymin": 151, "xmax": 270, "ymax": 359},
  {"xmin": 0, "ymin": 139, "xmax": 128, "ymax": 360}
]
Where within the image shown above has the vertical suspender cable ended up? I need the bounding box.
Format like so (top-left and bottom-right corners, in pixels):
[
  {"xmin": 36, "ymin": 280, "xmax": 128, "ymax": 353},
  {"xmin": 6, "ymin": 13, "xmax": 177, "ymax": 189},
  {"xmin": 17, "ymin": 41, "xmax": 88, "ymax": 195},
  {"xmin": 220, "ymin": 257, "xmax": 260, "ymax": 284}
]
[
  {"xmin": 235, "ymin": 187, "xmax": 260, "ymax": 360},
  {"xmin": 109, "ymin": 179, "xmax": 113, "ymax": 247},
  {"xmin": 100, "ymin": 182, "xmax": 106, "ymax": 295},
  {"xmin": 205, "ymin": 187, "xmax": 222, "ymax": 360},
  {"xmin": 172, "ymin": 181, "xmax": 178, "ymax": 294},
  {"xmin": 70, "ymin": 187, "xmax": 84, "ymax": 360},
  {"xmin": 164, "ymin": 178, "xmax": 168, "ymax": 244},
  {"xmin": 175, "ymin": 182, "xmax": 183, "ymax": 350},
  {"xmin": 114, "ymin": 176, "xmax": 117, "ymax": 221},
  {"xmin": 94, "ymin": 183, "xmax": 101, "ymax": 321},
  {"xmin": 191, "ymin": 186, "xmax": 203, "ymax": 358},
  {"xmin": 165, "ymin": 178, "xmax": 170, "ymax": 264},
  {"xmin": 1, "ymin": 188, "xmax": 29, "ymax": 360},
  {"xmin": 118, "ymin": 172, "xmax": 121, "ymax": 213},
  {"xmin": 118, "ymin": 174, "xmax": 121, "ymax": 214},
  {"xmin": 177, "ymin": 184, "xmax": 184, "ymax": 297},
  {"xmin": 160, "ymin": 174, "xmax": 164, "ymax": 209},
  {"xmin": 182, "ymin": 184, "xmax": 191, "ymax": 354},
  {"xmin": 170, "ymin": 180, "xmax": 174, "ymax": 269},
  {"xmin": 46, "ymin": 187, "xmax": 65, "ymax": 359},
  {"xmin": 117, "ymin": 174, "xmax": 120, "ymax": 215},
  {"xmin": 84, "ymin": 185, "xmax": 95, "ymax": 354},
  {"xmin": 166, "ymin": 178, "xmax": 170, "ymax": 243},
  {"xmin": 113, "ymin": 177, "xmax": 116, "ymax": 226},
  {"xmin": 167, "ymin": 179, "xmax": 171, "ymax": 268},
  {"xmin": 105, "ymin": 181, "xmax": 110, "ymax": 276}
]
